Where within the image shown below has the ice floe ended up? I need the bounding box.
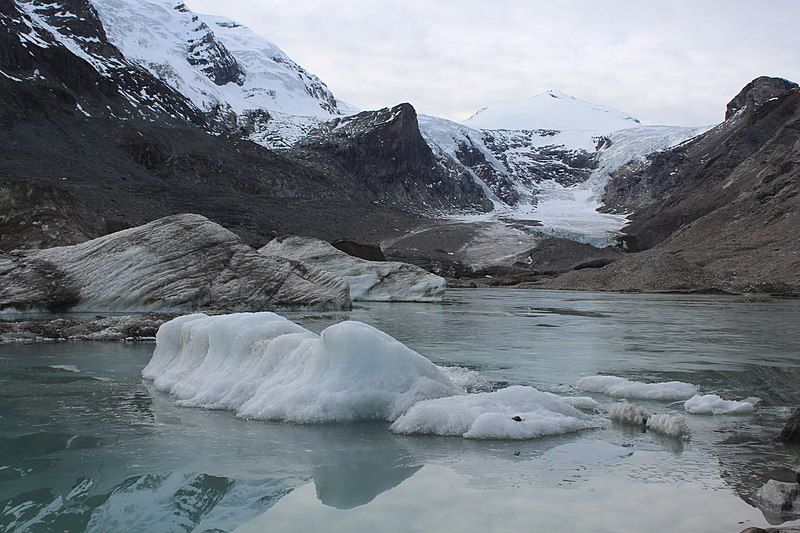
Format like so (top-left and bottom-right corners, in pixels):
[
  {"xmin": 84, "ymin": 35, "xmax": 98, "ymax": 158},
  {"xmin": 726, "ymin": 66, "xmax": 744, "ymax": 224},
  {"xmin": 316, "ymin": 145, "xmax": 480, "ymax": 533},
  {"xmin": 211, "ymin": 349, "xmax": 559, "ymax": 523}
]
[
  {"xmin": 438, "ymin": 366, "xmax": 493, "ymax": 393},
  {"xmin": 683, "ymin": 394, "xmax": 755, "ymax": 415},
  {"xmin": 575, "ymin": 375, "xmax": 697, "ymax": 401},
  {"xmin": 390, "ymin": 386, "xmax": 601, "ymax": 440}
]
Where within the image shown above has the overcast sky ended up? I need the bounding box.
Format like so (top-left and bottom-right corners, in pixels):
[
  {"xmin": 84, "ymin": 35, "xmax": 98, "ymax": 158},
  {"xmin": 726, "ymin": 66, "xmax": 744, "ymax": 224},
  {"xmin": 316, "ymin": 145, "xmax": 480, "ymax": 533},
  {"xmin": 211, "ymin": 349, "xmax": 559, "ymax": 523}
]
[{"xmin": 188, "ymin": 0, "xmax": 799, "ymax": 126}]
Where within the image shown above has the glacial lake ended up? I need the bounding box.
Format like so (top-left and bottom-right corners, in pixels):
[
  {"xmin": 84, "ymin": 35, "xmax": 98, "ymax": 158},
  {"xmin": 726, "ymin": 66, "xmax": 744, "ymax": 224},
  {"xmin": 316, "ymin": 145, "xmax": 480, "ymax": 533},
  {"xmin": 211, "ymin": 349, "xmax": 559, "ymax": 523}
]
[{"xmin": 2, "ymin": 289, "xmax": 800, "ymax": 532}]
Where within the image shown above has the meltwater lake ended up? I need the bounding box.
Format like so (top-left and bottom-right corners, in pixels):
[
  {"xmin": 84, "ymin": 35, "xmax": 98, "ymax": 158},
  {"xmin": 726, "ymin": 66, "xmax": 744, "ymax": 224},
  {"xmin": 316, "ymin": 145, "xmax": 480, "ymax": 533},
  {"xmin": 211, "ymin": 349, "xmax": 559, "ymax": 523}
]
[{"xmin": 2, "ymin": 289, "xmax": 800, "ymax": 532}]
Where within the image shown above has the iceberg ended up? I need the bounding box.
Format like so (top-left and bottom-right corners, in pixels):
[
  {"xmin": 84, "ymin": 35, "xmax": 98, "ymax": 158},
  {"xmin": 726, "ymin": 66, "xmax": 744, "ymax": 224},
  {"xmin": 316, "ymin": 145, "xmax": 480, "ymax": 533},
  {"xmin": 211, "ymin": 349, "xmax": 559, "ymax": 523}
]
[
  {"xmin": 683, "ymin": 394, "xmax": 755, "ymax": 415},
  {"xmin": 576, "ymin": 375, "xmax": 697, "ymax": 401},
  {"xmin": 144, "ymin": 312, "xmax": 460, "ymax": 423},
  {"xmin": 390, "ymin": 386, "xmax": 601, "ymax": 440},
  {"xmin": 259, "ymin": 235, "xmax": 445, "ymax": 302}
]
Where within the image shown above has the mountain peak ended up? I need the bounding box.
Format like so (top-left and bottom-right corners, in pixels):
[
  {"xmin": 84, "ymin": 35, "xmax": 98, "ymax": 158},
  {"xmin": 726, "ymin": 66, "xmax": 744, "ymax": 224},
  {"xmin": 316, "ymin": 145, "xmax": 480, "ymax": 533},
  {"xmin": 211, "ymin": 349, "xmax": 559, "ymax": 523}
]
[{"xmin": 462, "ymin": 91, "xmax": 640, "ymax": 149}]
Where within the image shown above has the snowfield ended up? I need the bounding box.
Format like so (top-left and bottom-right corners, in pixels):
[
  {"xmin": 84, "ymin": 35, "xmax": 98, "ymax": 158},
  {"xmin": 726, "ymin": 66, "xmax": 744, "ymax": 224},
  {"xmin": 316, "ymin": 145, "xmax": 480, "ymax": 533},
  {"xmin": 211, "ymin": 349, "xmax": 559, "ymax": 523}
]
[{"xmin": 463, "ymin": 89, "xmax": 641, "ymax": 151}]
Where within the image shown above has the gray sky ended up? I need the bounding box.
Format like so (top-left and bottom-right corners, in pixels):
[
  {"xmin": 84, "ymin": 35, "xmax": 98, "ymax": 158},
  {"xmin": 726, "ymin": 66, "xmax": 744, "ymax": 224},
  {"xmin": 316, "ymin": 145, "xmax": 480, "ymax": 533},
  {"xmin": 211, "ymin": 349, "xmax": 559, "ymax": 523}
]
[{"xmin": 188, "ymin": 0, "xmax": 799, "ymax": 126}]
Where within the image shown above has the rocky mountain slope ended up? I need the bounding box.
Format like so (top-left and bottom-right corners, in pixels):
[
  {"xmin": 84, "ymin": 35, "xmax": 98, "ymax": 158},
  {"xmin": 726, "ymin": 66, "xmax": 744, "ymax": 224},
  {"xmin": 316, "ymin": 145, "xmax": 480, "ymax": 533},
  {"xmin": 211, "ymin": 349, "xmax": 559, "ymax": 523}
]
[
  {"xmin": 90, "ymin": 0, "xmax": 353, "ymax": 147},
  {"xmin": 0, "ymin": 0, "xmax": 428, "ymax": 245},
  {"xmin": 540, "ymin": 77, "xmax": 800, "ymax": 294}
]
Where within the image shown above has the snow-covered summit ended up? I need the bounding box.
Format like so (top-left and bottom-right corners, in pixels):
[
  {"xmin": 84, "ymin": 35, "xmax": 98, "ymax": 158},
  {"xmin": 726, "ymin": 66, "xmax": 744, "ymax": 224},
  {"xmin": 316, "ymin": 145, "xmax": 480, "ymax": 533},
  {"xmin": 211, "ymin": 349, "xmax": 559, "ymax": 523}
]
[
  {"xmin": 463, "ymin": 89, "xmax": 641, "ymax": 151},
  {"xmin": 90, "ymin": 0, "xmax": 351, "ymax": 147}
]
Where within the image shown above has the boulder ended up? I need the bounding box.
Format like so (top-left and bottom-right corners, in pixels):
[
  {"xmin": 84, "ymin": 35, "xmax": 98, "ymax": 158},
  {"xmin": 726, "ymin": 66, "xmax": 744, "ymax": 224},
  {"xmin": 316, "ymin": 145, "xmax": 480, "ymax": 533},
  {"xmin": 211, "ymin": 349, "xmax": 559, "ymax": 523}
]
[
  {"xmin": 754, "ymin": 479, "xmax": 800, "ymax": 518},
  {"xmin": 780, "ymin": 407, "xmax": 800, "ymax": 443},
  {"xmin": 260, "ymin": 235, "xmax": 445, "ymax": 302},
  {"xmin": 0, "ymin": 214, "xmax": 351, "ymax": 313}
]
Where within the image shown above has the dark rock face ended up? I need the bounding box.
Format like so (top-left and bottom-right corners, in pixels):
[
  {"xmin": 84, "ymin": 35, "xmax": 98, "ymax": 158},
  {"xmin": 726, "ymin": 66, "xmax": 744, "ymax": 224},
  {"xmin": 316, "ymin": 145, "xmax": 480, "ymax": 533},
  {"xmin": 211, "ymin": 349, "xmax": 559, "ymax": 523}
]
[
  {"xmin": 185, "ymin": 12, "xmax": 244, "ymax": 86},
  {"xmin": 481, "ymin": 130, "xmax": 598, "ymax": 189},
  {"xmin": 780, "ymin": 407, "xmax": 800, "ymax": 443},
  {"xmin": 330, "ymin": 239, "xmax": 386, "ymax": 262},
  {"xmin": 0, "ymin": 181, "xmax": 126, "ymax": 251},
  {"xmin": 291, "ymin": 104, "xmax": 493, "ymax": 213},
  {"xmin": 726, "ymin": 76, "xmax": 799, "ymax": 120}
]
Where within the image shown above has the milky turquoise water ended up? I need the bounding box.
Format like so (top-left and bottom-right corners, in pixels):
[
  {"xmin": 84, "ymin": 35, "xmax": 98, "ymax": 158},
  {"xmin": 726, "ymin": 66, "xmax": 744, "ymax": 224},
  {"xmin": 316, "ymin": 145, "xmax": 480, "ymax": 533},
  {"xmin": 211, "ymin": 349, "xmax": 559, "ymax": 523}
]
[{"xmin": 2, "ymin": 289, "xmax": 800, "ymax": 532}]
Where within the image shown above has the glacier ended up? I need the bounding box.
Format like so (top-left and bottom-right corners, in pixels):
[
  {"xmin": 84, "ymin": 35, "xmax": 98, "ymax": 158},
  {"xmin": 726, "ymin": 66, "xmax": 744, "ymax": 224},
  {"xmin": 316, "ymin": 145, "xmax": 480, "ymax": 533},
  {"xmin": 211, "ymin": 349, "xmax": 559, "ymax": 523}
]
[{"xmin": 259, "ymin": 235, "xmax": 446, "ymax": 302}]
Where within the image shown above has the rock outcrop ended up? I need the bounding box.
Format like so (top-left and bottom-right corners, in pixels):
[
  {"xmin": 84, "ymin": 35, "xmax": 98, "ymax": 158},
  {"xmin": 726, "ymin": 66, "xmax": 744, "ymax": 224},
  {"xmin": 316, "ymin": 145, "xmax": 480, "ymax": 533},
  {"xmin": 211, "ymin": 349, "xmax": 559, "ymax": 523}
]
[
  {"xmin": 754, "ymin": 479, "xmax": 800, "ymax": 519},
  {"xmin": 780, "ymin": 407, "xmax": 800, "ymax": 443},
  {"xmin": 290, "ymin": 104, "xmax": 493, "ymax": 213},
  {"xmin": 0, "ymin": 181, "xmax": 127, "ymax": 251},
  {"xmin": 0, "ymin": 214, "xmax": 351, "ymax": 312},
  {"xmin": 260, "ymin": 235, "xmax": 445, "ymax": 302}
]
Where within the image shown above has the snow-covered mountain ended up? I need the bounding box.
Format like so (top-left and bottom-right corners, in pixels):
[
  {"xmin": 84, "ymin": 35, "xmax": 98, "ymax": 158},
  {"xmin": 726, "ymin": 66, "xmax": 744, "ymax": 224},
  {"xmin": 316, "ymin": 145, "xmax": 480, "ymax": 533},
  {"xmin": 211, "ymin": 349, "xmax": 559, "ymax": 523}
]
[
  {"xmin": 418, "ymin": 91, "xmax": 708, "ymax": 243},
  {"xmin": 464, "ymin": 89, "xmax": 641, "ymax": 151},
  {"xmin": 90, "ymin": 0, "xmax": 353, "ymax": 147}
]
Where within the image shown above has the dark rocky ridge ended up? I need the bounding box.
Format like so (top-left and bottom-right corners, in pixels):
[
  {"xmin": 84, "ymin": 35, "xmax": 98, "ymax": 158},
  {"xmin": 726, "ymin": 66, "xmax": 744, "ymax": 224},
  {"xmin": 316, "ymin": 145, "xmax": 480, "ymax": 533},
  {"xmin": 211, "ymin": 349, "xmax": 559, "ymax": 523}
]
[{"xmin": 290, "ymin": 104, "xmax": 493, "ymax": 213}]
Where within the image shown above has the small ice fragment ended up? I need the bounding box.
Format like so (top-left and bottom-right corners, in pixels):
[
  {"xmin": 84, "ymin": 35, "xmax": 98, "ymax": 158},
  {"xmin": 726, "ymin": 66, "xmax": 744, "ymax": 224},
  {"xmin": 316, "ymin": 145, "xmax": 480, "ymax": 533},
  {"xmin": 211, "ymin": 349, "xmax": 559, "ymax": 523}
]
[
  {"xmin": 646, "ymin": 413, "xmax": 688, "ymax": 438},
  {"xmin": 610, "ymin": 402, "xmax": 650, "ymax": 426},
  {"xmin": 50, "ymin": 364, "xmax": 80, "ymax": 373},
  {"xmin": 683, "ymin": 394, "xmax": 755, "ymax": 415},
  {"xmin": 576, "ymin": 375, "xmax": 697, "ymax": 400}
]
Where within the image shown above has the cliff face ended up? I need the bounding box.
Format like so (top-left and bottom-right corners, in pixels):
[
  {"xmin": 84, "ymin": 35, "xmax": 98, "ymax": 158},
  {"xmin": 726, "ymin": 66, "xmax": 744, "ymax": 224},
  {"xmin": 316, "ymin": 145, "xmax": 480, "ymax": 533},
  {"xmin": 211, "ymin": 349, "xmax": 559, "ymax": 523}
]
[{"xmin": 290, "ymin": 104, "xmax": 493, "ymax": 213}]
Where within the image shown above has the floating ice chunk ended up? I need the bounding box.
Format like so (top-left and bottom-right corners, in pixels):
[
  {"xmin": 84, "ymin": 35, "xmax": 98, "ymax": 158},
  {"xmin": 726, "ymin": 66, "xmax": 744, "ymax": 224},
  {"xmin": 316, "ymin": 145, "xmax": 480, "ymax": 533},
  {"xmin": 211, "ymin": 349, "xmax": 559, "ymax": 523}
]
[
  {"xmin": 683, "ymin": 394, "xmax": 755, "ymax": 415},
  {"xmin": 610, "ymin": 402, "xmax": 650, "ymax": 426},
  {"xmin": 646, "ymin": 413, "xmax": 689, "ymax": 438},
  {"xmin": 438, "ymin": 366, "xmax": 493, "ymax": 393},
  {"xmin": 390, "ymin": 385, "xmax": 601, "ymax": 440},
  {"xmin": 561, "ymin": 396, "xmax": 601, "ymax": 410},
  {"xmin": 576, "ymin": 375, "xmax": 697, "ymax": 401},
  {"xmin": 50, "ymin": 364, "xmax": 80, "ymax": 373},
  {"xmin": 144, "ymin": 313, "xmax": 460, "ymax": 423}
]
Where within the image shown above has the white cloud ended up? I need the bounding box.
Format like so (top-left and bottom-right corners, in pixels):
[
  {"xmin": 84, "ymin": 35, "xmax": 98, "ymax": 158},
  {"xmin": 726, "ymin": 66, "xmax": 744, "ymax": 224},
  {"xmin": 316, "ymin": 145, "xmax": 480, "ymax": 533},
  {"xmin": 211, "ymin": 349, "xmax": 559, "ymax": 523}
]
[{"xmin": 188, "ymin": 0, "xmax": 800, "ymax": 126}]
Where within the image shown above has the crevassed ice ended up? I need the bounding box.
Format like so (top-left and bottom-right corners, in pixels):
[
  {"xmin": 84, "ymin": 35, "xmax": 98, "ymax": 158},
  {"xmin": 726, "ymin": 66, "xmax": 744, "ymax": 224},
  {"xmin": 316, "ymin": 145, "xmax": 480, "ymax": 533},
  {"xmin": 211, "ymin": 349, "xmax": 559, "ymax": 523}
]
[
  {"xmin": 576, "ymin": 375, "xmax": 698, "ymax": 401},
  {"xmin": 143, "ymin": 313, "xmax": 460, "ymax": 423},
  {"xmin": 390, "ymin": 386, "xmax": 601, "ymax": 440},
  {"xmin": 684, "ymin": 394, "xmax": 755, "ymax": 415}
]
